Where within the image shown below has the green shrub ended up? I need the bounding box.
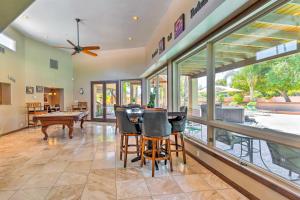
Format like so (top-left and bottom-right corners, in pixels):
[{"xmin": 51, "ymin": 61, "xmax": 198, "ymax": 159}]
[{"xmin": 232, "ymin": 93, "xmax": 244, "ymax": 104}]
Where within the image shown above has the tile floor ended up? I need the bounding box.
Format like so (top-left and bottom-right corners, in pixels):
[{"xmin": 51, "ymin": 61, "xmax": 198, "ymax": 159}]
[{"xmin": 0, "ymin": 122, "xmax": 249, "ymax": 200}]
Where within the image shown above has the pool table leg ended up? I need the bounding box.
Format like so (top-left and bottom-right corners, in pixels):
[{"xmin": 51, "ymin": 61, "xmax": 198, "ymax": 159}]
[
  {"xmin": 42, "ymin": 126, "xmax": 48, "ymax": 140},
  {"xmin": 67, "ymin": 123, "xmax": 74, "ymax": 139},
  {"xmin": 80, "ymin": 118, "xmax": 85, "ymax": 129}
]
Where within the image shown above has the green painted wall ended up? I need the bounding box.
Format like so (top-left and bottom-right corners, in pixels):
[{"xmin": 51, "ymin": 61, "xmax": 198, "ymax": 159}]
[{"xmin": 0, "ymin": 26, "xmax": 74, "ymax": 135}]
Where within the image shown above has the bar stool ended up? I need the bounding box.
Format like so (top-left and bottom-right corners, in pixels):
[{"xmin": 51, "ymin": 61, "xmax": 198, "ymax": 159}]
[
  {"xmin": 168, "ymin": 106, "xmax": 187, "ymax": 164},
  {"xmin": 140, "ymin": 109, "xmax": 173, "ymax": 177},
  {"xmin": 116, "ymin": 107, "xmax": 140, "ymax": 168},
  {"xmin": 114, "ymin": 104, "xmax": 120, "ymax": 134}
]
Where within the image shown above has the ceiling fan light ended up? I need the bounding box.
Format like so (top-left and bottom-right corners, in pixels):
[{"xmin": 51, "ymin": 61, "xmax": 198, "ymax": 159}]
[{"xmin": 128, "ymin": 37, "xmax": 133, "ymax": 41}]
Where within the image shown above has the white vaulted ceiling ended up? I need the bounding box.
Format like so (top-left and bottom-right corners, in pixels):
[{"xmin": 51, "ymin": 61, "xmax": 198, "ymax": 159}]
[{"xmin": 12, "ymin": 0, "xmax": 172, "ymax": 50}]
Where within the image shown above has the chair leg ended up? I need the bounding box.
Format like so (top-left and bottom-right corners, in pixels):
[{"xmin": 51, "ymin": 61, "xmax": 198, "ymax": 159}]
[
  {"xmin": 115, "ymin": 123, "xmax": 118, "ymax": 135},
  {"xmin": 120, "ymin": 134, "xmax": 124, "ymax": 160},
  {"xmin": 136, "ymin": 136, "xmax": 139, "ymax": 157},
  {"xmin": 167, "ymin": 139, "xmax": 173, "ymax": 172},
  {"xmin": 175, "ymin": 134, "xmax": 179, "ymax": 157},
  {"xmin": 140, "ymin": 138, "xmax": 145, "ymax": 167},
  {"xmin": 180, "ymin": 133, "xmax": 187, "ymax": 164},
  {"xmin": 124, "ymin": 136, "xmax": 128, "ymax": 168},
  {"xmin": 152, "ymin": 141, "xmax": 157, "ymax": 177},
  {"xmin": 164, "ymin": 140, "xmax": 168, "ymax": 165}
]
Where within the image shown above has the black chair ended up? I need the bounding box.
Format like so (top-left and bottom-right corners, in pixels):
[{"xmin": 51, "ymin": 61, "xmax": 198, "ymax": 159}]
[
  {"xmin": 141, "ymin": 109, "xmax": 173, "ymax": 177},
  {"xmin": 116, "ymin": 107, "xmax": 140, "ymax": 168},
  {"xmin": 266, "ymin": 142, "xmax": 300, "ymax": 180},
  {"xmin": 168, "ymin": 106, "xmax": 187, "ymax": 164}
]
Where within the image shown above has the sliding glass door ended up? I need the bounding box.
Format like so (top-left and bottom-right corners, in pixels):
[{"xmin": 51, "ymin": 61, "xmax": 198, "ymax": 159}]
[
  {"xmin": 91, "ymin": 81, "xmax": 119, "ymax": 122},
  {"xmin": 120, "ymin": 79, "xmax": 142, "ymax": 106}
]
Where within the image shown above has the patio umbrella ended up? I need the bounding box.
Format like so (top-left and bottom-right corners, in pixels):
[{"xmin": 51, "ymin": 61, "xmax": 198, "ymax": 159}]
[{"xmin": 199, "ymin": 86, "xmax": 242, "ymax": 93}]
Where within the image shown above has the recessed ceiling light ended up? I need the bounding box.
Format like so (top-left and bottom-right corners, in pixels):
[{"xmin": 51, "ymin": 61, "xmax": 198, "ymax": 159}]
[
  {"xmin": 128, "ymin": 37, "xmax": 133, "ymax": 41},
  {"xmin": 132, "ymin": 16, "xmax": 139, "ymax": 21}
]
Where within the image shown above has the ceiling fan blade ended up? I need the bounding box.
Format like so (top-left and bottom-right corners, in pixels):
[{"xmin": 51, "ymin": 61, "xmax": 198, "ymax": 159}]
[
  {"xmin": 71, "ymin": 51, "xmax": 77, "ymax": 56},
  {"xmin": 83, "ymin": 50, "xmax": 97, "ymax": 57},
  {"xmin": 53, "ymin": 46, "xmax": 74, "ymax": 49},
  {"xmin": 67, "ymin": 40, "xmax": 76, "ymax": 47},
  {"xmin": 82, "ymin": 46, "xmax": 100, "ymax": 50}
]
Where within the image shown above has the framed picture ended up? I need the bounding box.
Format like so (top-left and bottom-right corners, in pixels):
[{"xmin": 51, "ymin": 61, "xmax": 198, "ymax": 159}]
[
  {"xmin": 159, "ymin": 37, "xmax": 165, "ymax": 54},
  {"xmin": 174, "ymin": 14, "xmax": 185, "ymax": 39},
  {"xmin": 26, "ymin": 86, "xmax": 34, "ymax": 94},
  {"xmin": 36, "ymin": 86, "xmax": 44, "ymax": 93}
]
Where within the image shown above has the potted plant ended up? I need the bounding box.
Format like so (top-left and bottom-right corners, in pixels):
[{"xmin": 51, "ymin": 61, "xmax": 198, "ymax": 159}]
[{"xmin": 147, "ymin": 88, "xmax": 157, "ymax": 108}]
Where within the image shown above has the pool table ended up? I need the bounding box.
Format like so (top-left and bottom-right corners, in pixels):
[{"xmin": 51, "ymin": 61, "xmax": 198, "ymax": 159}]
[{"xmin": 33, "ymin": 111, "xmax": 89, "ymax": 140}]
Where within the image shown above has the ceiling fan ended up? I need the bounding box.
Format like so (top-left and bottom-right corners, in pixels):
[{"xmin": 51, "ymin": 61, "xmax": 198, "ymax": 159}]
[{"xmin": 56, "ymin": 18, "xmax": 100, "ymax": 57}]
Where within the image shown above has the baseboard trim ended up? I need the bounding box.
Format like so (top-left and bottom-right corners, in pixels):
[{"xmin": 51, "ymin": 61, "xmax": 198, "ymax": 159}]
[
  {"xmin": 0, "ymin": 127, "xmax": 28, "ymax": 137},
  {"xmin": 185, "ymin": 139, "xmax": 300, "ymax": 200},
  {"xmin": 186, "ymin": 150, "xmax": 259, "ymax": 200}
]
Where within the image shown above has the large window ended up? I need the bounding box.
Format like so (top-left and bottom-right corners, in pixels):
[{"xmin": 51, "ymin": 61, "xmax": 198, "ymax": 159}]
[
  {"xmin": 0, "ymin": 34, "xmax": 16, "ymax": 51},
  {"xmin": 213, "ymin": 5, "xmax": 300, "ymax": 135},
  {"xmin": 147, "ymin": 68, "xmax": 168, "ymax": 108},
  {"xmin": 176, "ymin": 48, "xmax": 208, "ymax": 143},
  {"xmin": 173, "ymin": 0, "xmax": 300, "ymax": 188},
  {"xmin": 121, "ymin": 80, "xmax": 142, "ymax": 106}
]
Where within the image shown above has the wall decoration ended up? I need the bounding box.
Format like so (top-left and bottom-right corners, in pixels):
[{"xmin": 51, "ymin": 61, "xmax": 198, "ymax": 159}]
[
  {"xmin": 26, "ymin": 86, "xmax": 34, "ymax": 94},
  {"xmin": 152, "ymin": 48, "xmax": 158, "ymax": 59},
  {"xmin": 167, "ymin": 32, "xmax": 173, "ymax": 42},
  {"xmin": 191, "ymin": 0, "xmax": 208, "ymax": 19},
  {"xmin": 79, "ymin": 88, "xmax": 84, "ymax": 95},
  {"xmin": 159, "ymin": 37, "xmax": 165, "ymax": 54},
  {"xmin": 36, "ymin": 86, "xmax": 44, "ymax": 93},
  {"xmin": 174, "ymin": 14, "xmax": 185, "ymax": 39}
]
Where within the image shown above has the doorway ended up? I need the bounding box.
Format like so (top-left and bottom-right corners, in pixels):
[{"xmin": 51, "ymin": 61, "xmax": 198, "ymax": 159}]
[{"xmin": 91, "ymin": 81, "xmax": 119, "ymax": 122}]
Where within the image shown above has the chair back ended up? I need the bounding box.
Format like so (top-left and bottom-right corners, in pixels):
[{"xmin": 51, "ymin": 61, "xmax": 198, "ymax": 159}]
[
  {"xmin": 127, "ymin": 104, "xmax": 141, "ymax": 109},
  {"xmin": 267, "ymin": 142, "xmax": 300, "ymax": 174},
  {"xmin": 115, "ymin": 107, "xmax": 138, "ymax": 134},
  {"xmin": 180, "ymin": 106, "xmax": 188, "ymax": 115},
  {"xmin": 142, "ymin": 110, "xmax": 171, "ymax": 137},
  {"xmin": 170, "ymin": 106, "xmax": 188, "ymax": 133}
]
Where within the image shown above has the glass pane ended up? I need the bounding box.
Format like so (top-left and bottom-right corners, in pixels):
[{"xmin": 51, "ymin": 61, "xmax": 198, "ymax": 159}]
[
  {"xmin": 184, "ymin": 121, "xmax": 207, "ymax": 144},
  {"xmin": 215, "ymin": 128, "xmax": 300, "ymax": 186},
  {"xmin": 106, "ymin": 83, "xmax": 117, "ymax": 119},
  {"xmin": 148, "ymin": 76, "xmax": 158, "ymax": 108},
  {"xmin": 93, "ymin": 84, "xmax": 103, "ymax": 119},
  {"xmin": 121, "ymin": 80, "xmax": 142, "ymax": 106},
  {"xmin": 213, "ymin": 0, "xmax": 300, "ymax": 136},
  {"xmin": 178, "ymin": 49, "xmax": 207, "ymax": 118},
  {"xmin": 158, "ymin": 70, "xmax": 168, "ymax": 108}
]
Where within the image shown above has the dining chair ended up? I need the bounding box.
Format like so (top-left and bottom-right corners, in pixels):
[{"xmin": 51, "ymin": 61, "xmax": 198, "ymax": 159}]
[
  {"xmin": 116, "ymin": 107, "xmax": 140, "ymax": 168},
  {"xmin": 168, "ymin": 106, "xmax": 187, "ymax": 164},
  {"xmin": 140, "ymin": 109, "xmax": 173, "ymax": 177}
]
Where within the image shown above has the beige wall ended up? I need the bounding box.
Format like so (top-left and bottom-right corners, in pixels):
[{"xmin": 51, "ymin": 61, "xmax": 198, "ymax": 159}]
[
  {"xmin": 0, "ymin": 27, "xmax": 26, "ymax": 134},
  {"xmin": 24, "ymin": 37, "xmax": 74, "ymax": 109},
  {"xmin": 73, "ymin": 47, "xmax": 146, "ymax": 118},
  {"xmin": 0, "ymin": 26, "xmax": 74, "ymax": 135}
]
